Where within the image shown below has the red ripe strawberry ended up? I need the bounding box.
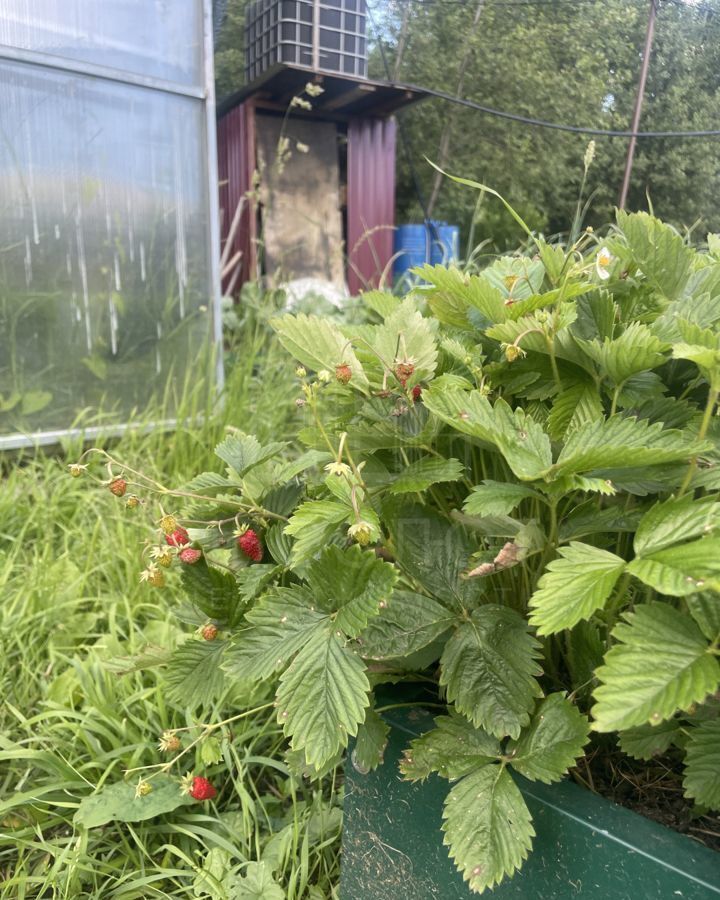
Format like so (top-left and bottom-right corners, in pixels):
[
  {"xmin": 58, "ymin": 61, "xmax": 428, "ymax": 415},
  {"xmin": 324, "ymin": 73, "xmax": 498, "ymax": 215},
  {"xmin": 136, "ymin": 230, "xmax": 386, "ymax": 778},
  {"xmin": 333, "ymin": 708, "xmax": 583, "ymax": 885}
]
[
  {"xmin": 109, "ymin": 477, "xmax": 127, "ymax": 497},
  {"xmin": 166, "ymin": 527, "xmax": 190, "ymax": 547},
  {"xmin": 394, "ymin": 362, "xmax": 415, "ymax": 388},
  {"xmin": 237, "ymin": 529, "xmax": 262, "ymax": 562},
  {"xmin": 412, "ymin": 385, "xmax": 422, "ymax": 402},
  {"xmin": 179, "ymin": 547, "xmax": 202, "ymax": 565},
  {"xmin": 335, "ymin": 363, "xmax": 352, "ymax": 384},
  {"xmin": 189, "ymin": 776, "xmax": 217, "ymax": 801}
]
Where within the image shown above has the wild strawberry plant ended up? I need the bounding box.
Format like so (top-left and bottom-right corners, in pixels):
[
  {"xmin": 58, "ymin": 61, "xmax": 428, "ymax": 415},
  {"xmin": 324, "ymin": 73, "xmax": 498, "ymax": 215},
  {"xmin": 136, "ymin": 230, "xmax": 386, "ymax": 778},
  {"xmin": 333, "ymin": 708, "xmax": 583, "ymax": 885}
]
[{"xmin": 77, "ymin": 207, "xmax": 720, "ymax": 893}]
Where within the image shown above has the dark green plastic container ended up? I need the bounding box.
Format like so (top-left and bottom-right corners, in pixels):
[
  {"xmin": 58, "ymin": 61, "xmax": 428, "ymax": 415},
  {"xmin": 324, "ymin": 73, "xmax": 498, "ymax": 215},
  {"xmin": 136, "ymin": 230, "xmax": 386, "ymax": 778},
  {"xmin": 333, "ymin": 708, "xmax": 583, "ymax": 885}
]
[{"xmin": 341, "ymin": 707, "xmax": 720, "ymax": 899}]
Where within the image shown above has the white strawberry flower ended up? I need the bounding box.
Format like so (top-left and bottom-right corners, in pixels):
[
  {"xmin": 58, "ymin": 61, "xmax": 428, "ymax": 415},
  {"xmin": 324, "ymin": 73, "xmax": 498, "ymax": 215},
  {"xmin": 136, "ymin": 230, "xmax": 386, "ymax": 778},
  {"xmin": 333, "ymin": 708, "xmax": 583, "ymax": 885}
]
[{"xmin": 596, "ymin": 246, "xmax": 613, "ymax": 280}]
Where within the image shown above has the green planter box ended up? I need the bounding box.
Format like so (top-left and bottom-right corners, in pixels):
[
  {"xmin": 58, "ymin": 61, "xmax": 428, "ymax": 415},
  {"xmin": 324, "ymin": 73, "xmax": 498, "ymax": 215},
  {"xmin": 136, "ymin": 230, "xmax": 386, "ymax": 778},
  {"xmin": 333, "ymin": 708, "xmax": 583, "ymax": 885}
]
[{"xmin": 341, "ymin": 707, "xmax": 720, "ymax": 899}]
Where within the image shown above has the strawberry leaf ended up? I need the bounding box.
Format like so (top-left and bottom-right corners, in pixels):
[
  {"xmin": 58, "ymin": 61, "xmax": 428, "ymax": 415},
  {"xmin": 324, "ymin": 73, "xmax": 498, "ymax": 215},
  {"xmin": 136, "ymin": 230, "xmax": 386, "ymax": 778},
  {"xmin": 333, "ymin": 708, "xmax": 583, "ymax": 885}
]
[
  {"xmin": 506, "ymin": 694, "xmax": 589, "ymax": 783},
  {"xmin": 592, "ymin": 603, "xmax": 720, "ymax": 732},
  {"xmin": 528, "ymin": 542, "xmax": 626, "ymax": 634},
  {"xmin": 442, "ymin": 765, "xmax": 534, "ymax": 894},
  {"xmin": 440, "ymin": 605, "xmax": 542, "ymax": 739}
]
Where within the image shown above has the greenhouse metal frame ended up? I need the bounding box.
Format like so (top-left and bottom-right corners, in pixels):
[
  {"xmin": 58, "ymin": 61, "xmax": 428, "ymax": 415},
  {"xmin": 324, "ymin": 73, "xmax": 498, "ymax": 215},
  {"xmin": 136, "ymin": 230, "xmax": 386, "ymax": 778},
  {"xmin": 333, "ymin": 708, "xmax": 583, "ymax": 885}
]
[{"xmin": 0, "ymin": 0, "xmax": 223, "ymax": 450}]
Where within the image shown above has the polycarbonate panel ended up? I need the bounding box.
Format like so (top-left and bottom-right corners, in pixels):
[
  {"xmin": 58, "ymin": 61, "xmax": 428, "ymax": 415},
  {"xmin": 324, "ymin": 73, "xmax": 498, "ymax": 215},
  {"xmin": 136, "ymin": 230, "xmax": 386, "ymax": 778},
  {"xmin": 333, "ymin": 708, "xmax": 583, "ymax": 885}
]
[
  {"xmin": 0, "ymin": 59, "xmax": 214, "ymax": 441},
  {"xmin": 0, "ymin": 0, "xmax": 203, "ymax": 86}
]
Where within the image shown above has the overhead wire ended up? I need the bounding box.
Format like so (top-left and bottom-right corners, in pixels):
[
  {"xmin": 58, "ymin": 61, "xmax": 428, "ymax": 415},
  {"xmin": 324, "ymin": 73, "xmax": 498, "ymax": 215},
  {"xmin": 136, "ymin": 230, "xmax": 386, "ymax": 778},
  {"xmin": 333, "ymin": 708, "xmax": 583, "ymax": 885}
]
[{"xmin": 366, "ymin": 0, "xmax": 720, "ymax": 139}]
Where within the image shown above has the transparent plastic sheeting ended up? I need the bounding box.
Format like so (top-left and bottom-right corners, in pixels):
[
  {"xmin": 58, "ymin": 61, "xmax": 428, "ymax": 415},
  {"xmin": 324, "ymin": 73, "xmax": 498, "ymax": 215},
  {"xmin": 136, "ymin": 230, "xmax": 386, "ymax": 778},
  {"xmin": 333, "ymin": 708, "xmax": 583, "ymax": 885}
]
[
  {"xmin": 0, "ymin": 0, "xmax": 203, "ymax": 86},
  {"xmin": 0, "ymin": 2, "xmax": 219, "ymax": 448}
]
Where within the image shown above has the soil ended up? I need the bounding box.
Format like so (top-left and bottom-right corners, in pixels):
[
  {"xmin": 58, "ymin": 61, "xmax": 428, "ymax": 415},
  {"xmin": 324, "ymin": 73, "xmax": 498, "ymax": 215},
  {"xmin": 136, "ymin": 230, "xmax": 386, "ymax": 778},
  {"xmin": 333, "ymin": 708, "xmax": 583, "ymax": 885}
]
[{"xmin": 571, "ymin": 744, "xmax": 720, "ymax": 854}]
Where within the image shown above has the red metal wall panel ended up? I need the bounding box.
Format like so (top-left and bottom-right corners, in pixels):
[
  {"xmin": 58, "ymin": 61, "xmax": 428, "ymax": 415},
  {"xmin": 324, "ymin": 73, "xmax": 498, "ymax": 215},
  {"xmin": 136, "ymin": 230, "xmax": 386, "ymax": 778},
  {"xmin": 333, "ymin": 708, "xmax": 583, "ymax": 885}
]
[
  {"xmin": 347, "ymin": 117, "xmax": 397, "ymax": 296},
  {"xmin": 217, "ymin": 100, "xmax": 256, "ymax": 294}
]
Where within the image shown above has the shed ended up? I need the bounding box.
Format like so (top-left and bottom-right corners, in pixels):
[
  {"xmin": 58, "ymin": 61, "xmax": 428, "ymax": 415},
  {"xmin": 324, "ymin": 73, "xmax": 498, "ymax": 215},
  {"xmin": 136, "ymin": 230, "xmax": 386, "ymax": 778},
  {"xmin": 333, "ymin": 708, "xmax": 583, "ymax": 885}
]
[{"xmin": 216, "ymin": 63, "xmax": 427, "ymax": 296}]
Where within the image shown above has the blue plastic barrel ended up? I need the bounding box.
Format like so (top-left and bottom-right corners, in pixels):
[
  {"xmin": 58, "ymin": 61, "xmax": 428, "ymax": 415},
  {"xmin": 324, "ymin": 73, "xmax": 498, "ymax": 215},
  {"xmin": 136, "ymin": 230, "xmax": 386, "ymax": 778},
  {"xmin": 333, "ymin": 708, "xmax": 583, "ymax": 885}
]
[
  {"xmin": 430, "ymin": 224, "xmax": 460, "ymax": 266},
  {"xmin": 394, "ymin": 224, "xmax": 430, "ymax": 280}
]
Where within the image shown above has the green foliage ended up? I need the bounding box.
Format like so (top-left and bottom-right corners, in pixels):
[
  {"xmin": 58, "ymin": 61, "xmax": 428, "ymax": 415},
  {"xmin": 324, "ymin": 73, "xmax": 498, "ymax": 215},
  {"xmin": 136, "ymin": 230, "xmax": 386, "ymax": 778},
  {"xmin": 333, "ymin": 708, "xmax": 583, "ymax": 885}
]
[
  {"xmin": 592, "ymin": 604, "xmax": 720, "ymax": 732},
  {"xmin": 401, "ymin": 713, "xmax": 501, "ymax": 782},
  {"xmin": 74, "ymin": 777, "xmax": 193, "ymax": 828},
  {"xmin": 165, "ymin": 639, "xmax": 227, "ymax": 708},
  {"xmin": 0, "ymin": 329, "xmax": 339, "ymax": 899},
  {"xmin": 276, "ymin": 627, "xmax": 370, "ymax": 769},
  {"xmin": 683, "ymin": 719, "xmax": 720, "ymax": 809},
  {"xmin": 440, "ymin": 606, "xmax": 542, "ymax": 739},
  {"xmin": 72, "ymin": 210, "xmax": 720, "ymax": 895},
  {"xmin": 528, "ymin": 543, "xmax": 626, "ymax": 634},
  {"xmin": 505, "ymin": 694, "xmax": 590, "ymax": 783},
  {"xmin": 442, "ymin": 766, "xmax": 534, "ymax": 894},
  {"xmin": 352, "ymin": 705, "xmax": 391, "ymax": 774}
]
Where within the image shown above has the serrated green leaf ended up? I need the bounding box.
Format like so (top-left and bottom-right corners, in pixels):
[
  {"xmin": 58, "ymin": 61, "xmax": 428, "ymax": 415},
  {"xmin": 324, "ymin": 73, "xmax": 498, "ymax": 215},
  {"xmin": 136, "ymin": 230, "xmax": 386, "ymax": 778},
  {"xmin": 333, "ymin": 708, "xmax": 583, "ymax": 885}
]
[
  {"xmin": 193, "ymin": 847, "xmax": 232, "ymax": 899},
  {"xmin": 400, "ymin": 713, "xmax": 500, "ymax": 782},
  {"xmin": 442, "ymin": 765, "xmax": 534, "ymax": 894},
  {"xmin": 683, "ymin": 719, "xmax": 720, "ymax": 810},
  {"xmin": 388, "ymin": 456, "xmax": 465, "ymax": 494},
  {"xmin": 165, "ymin": 639, "xmax": 226, "ymax": 708},
  {"xmin": 276, "ymin": 627, "xmax": 370, "ymax": 768},
  {"xmin": 552, "ymin": 416, "xmax": 704, "ymax": 478},
  {"xmin": 74, "ymin": 776, "xmax": 192, "ymax": 828},
  {"xmin": 180, "ymin": 559, "xmax": 242, "ymax": 622},
  {"xmin": 231, "ymin": 861, "xmax": 285, "ymax": 900},
  {"xmin": 423, "ymin": 387, "xmax": 552, "ymax": 481},
  {"xmin": 627, "ymin": 537, "xmax": 720, "ymax": 596},
  {"xmin": 372, "ymin": 298, "xmax": 438, "ymax": 386},
  {"xmin": 385, "ymin": 503, "xmax": 481, "ymax": 611},
  {"xmin": 181, "ymin": 471, "xmax": 240, "ymax": 494},
  {"xmin": 265, "ymin": 523, "xmax": 293, "ymax": 567},
  {"xmin": 616, "ymin": 210, "xmax": 693, "ymax": 301},
  {"xmin": 351, "ymin": 706, "xmax": 390, "ymax": 773},
  {"xmin": 463, "ymin": 481, "xmax": 539, "ymax": 517},
  {"xmin": 417, "ymin": 264, "xmax": 474, "ymax": 327},
  {"xmin": 357, "ymin": 590, "xmax": 455, "ymax": 660},
  {"xmin": 200, "ymin": 736, "xmax": 223, "ymax": 766},
  {"xmin": 361, "ymin": 289, "xmax": 401, "ymax": 320},
  {"xmin": 506, "ymin": 694, "xmax": 589, "ymax": 783},
  {"xmin": 224, "ymin": 587, "xmax": 327, "ymax": 682},
  {"xmin": 214, "ymin": 433, "xmax": 288, "ymax": 478},
  {"xmin": 547, "ymin": 384, "xmax": 603, "ymax": 441},
  {"xmin": 592, "ymin": 603, "xmax": 720, "ymax": 732},
  {"xmin": 440, "ymin": 605, "xmax": 542, "ymax": 739},
  {"xmin": 634, "ymin": 496, "xmax": 720, "ymax": 556},
  {"xmin": 619, "ymin": 720, "xmax": 681, "ymax": 760},
  {"xmin": 273, "ymin": 449, "xmax": 332, "ymax": 483},
  {"xmin": 306, "ymin": 544, "xmax": 397, "ymax": 638},
  {"xmin": 485, "ymin": 307, "xmax": 579, "ymax": 361},
  {"xmin": 687, "ymin": 593, "xmax": 720, "ymax": 642},
  {"xmin": 581, "ymin": 322, "xmax": 666, "ymax": 385},
  {"xmin": 271, "ymin": 313, "xmax": 369, "ymax": 390},
  {"xmin": 528, "ymin": 543, "xmax": 626, "ymax": 635},
  {"xmin": 284, "ymin": 499, "xmax": 348, "ymax": 565},
  {"xmin": 558, "ymin": 501, "xmax": 643, "ymax": 543},
  {"xmin": 571, "ymin": 292, "xmax": 617, "ymax": 341}
]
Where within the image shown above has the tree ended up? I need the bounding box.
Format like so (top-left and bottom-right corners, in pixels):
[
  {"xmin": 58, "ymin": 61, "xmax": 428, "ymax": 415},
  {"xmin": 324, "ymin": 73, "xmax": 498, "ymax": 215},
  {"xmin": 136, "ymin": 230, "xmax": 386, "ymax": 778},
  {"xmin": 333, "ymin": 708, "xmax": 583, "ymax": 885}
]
[
  {"xmin": 369, "ymin": 0, "xmax": 720, "ymax": 246},
  {"xmin": 214, "ymin": 0, "xmax": 720, "ymax": 246}
]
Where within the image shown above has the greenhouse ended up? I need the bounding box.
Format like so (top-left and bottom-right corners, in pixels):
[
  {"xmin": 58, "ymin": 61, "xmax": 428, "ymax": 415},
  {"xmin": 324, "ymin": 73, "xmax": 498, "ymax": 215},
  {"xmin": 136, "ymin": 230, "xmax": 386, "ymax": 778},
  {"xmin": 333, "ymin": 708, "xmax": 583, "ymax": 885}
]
[{"xmin": 0, "ymin": 0, "xmax": 221, "ymax": 449}]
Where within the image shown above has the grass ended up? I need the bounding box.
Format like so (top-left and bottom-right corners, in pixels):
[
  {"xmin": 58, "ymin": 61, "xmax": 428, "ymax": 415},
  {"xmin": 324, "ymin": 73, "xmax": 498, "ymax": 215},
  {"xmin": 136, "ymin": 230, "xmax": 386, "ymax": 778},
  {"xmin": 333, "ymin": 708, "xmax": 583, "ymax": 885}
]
[{"xmin": 0, "ymin": 300, "xmax": 342, "ymax": 899}]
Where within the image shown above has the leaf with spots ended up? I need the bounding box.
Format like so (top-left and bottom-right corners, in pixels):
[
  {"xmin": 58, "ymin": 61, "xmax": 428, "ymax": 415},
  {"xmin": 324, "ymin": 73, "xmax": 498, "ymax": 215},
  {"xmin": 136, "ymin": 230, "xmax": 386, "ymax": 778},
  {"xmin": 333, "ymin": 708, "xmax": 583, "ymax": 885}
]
[
  {"xmin": 276, "ymin": 627, "xmax": 370, "ymax": 769},
  {"xmin": 443, "ymin": 765, "xmax": 534, "ymax": 894}
]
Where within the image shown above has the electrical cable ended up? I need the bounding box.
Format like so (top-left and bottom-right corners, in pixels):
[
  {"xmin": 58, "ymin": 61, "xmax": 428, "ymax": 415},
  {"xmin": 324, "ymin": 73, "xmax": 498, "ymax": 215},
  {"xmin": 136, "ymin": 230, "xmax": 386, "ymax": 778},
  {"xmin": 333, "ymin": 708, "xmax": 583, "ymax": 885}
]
[
  {"xmin": 367, "ymin": 0, "xmax": 720, "ymax": 140},
  {"xmin": 410, "ymin": 83, "xmax": 720, "ymax": 138}
]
